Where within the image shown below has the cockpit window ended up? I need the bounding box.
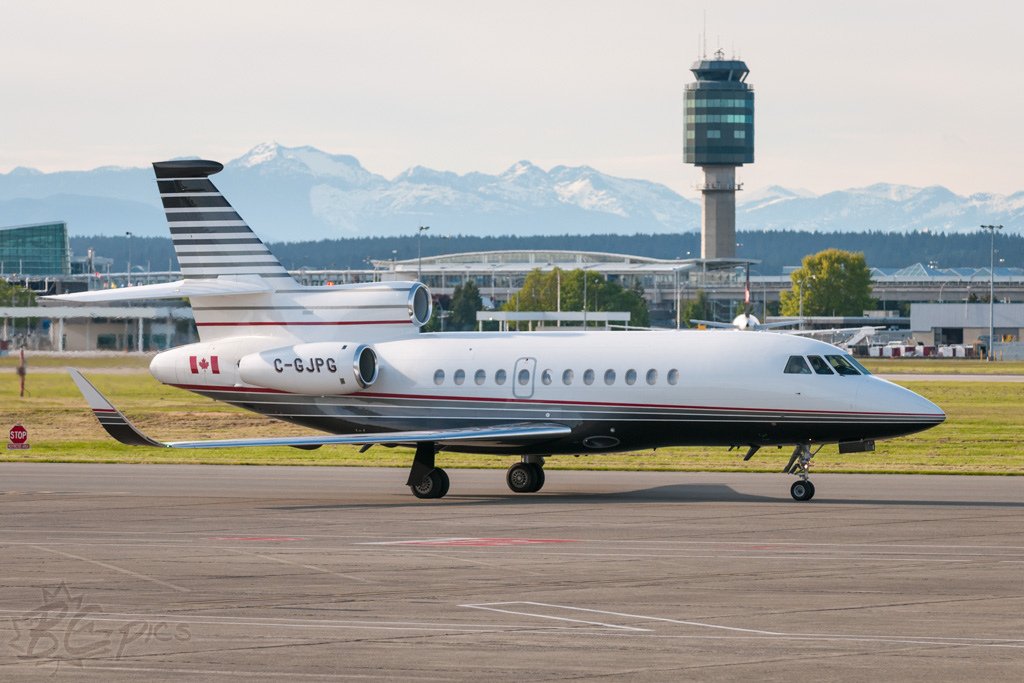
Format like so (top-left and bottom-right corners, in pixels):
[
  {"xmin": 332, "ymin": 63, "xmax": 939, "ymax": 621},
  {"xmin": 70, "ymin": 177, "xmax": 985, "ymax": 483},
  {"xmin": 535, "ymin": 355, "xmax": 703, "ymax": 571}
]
[
  {"xmin": 826, "ymin": 354, "xmax": 862, "ymax": 376},
  {"xmin": 784, "ymin": 355, "xmax": 811, "ymax": 374},
  {"xmin": 807, "ymin": 355, "xmax": 834, "ymax": 375},
  {"xmin": 846, "ymin": 356, "xmax": 872, "ymax": 375}
]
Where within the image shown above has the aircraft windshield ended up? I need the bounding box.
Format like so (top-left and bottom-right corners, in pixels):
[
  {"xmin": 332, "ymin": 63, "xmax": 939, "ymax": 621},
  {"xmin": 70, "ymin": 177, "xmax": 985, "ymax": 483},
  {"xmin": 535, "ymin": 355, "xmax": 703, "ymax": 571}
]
[
  {"xmin": 784, "ymin": 355, "xmax": 811, "ymax": 374},
  {"xmin": 807, "ymin": 356, "xmax": 834, "ymax": 375},
  {"xmin": 845, "ymin": 356, "xmax": 872, "ymax": 375},
  {"xmin": 825, "ymin": 354, "xmax": 862, "ymax": 376}
]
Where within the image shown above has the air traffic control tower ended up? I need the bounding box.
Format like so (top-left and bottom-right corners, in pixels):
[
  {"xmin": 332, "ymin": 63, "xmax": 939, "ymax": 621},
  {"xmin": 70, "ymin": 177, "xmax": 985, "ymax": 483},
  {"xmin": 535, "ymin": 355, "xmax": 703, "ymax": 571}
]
[{"xmin": 684, "ymin": 49, "xmax": 754, "ymax": 259}]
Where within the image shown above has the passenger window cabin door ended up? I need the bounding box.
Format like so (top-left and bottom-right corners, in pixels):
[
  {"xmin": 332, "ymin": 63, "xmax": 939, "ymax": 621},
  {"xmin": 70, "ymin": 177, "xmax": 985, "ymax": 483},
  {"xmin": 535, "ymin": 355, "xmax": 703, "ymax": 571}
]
[{"xmin": 513, "ymin": 357, "xmax": 536, "ymax": 398}]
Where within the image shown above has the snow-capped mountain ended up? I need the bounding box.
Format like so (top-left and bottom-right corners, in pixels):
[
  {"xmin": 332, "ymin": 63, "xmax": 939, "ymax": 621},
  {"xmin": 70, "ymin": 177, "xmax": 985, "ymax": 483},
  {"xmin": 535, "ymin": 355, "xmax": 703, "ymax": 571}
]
[
  {"xmin": 0, "ymin": 143, "xmax": 1021, "ymax": 240},
  {"xmin": 737, "ymin": 183, "xmax": 1024, "ymax": 233}
]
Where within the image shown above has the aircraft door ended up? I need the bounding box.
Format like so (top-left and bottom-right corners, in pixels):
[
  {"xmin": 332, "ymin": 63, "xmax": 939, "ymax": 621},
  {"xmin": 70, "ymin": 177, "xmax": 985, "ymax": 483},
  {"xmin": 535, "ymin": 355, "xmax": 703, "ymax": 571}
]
[{"xmin": 513, "ymin": 357, "xmax": 536, "ymax": 398}]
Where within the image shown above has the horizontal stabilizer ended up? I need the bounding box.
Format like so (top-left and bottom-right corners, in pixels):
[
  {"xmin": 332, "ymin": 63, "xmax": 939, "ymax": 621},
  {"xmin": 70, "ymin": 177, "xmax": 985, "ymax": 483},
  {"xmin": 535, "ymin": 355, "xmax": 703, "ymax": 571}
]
[
  {"xmin": 45, "ymin": 278, "xmax": 271, "ymax": 303},
  {"xmin": 70, "ymin": 370, "xmax": 571, "ymax": 449}
]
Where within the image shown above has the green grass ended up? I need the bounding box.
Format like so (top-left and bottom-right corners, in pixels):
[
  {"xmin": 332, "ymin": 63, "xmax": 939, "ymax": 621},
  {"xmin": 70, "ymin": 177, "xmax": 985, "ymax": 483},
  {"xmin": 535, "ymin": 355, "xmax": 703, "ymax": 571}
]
[
  {"xmin": 3, "ymin": 366, "xmax": 1022, "ymax": 475},
  {"xmin": 861, "ymin": 358, "xmax": 1024, "ymax": 375},
  {"xmin": 0, "ymin": 353, "xmax": 155, "ymax": 369}
]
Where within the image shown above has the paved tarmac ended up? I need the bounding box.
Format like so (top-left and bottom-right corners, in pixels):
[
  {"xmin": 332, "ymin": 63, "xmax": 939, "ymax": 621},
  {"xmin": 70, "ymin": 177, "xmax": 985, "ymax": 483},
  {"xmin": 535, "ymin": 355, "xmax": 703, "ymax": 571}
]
[{"xmin": 1, "ymin": 464, "xmax": 1023, "ymax": 681}]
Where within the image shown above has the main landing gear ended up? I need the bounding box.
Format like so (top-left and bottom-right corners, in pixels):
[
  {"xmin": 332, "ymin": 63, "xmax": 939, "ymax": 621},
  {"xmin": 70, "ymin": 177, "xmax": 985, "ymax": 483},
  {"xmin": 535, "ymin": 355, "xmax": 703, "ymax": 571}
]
[
  {"xmin": 407, "ymin": 442, "xmax": 449, "ymax": 499},
  {"xmin": 784, "ymin": 443, "xmax": 822, "ymax": 501},
  {"xmin": 506, "ymin": 456, "xmax": 545, "ymax": 494},
  {"xmin": 406, "ymin": 445, "xmax": 547, "ymax": 499}
]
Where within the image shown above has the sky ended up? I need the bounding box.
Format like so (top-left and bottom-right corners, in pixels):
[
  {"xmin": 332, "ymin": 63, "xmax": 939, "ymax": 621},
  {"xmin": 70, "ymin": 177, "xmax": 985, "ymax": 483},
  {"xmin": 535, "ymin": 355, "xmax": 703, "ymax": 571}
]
[{"xmin": 1, "ymin": 0, "xmax": 1022, "ymax": 197}]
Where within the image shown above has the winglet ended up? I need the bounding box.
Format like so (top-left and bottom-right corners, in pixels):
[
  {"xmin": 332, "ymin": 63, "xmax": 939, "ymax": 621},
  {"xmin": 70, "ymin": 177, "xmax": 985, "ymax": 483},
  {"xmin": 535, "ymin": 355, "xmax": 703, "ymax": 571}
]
[{"xmin": 69, "ymin": 369, "xmax": 166, "ymax": 447}]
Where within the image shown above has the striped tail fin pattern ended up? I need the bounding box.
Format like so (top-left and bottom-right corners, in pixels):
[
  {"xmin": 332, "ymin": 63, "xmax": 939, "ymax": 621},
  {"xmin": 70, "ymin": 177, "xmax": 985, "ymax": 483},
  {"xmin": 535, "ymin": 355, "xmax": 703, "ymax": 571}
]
[{"xmin": 154, "ymin": 160, "xmax": 295, "ymax": 286}]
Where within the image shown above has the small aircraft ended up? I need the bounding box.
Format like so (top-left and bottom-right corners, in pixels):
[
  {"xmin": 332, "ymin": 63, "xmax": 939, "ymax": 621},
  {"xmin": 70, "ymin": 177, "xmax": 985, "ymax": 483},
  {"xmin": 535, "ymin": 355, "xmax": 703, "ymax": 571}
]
[
  {"xmin": 52, "ymin": 160, "xmax": 945, "ymax": 501},
  {"xmin": 691, "ymin": 268, "xmax": 882, "ymax": 344},
  {"xmin": 692, "ymin": 313, "xmax": 801, "ymax": 331}
]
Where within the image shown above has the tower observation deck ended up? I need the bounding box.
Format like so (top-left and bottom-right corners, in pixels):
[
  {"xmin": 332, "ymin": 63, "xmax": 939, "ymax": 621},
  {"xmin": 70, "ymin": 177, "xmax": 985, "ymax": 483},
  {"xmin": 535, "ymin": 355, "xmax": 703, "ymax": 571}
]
[{"xmin": 684, "ymin": 48, "xmax": 754, "ymax": 259}]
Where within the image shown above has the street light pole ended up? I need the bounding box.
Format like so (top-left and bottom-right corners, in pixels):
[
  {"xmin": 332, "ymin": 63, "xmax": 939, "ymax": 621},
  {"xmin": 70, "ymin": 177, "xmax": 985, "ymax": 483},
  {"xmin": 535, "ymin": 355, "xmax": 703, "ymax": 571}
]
[
  {"xmin": 125, "ymin": 231, "xmax": 133, "ymax": 286},
  {"xmin": 417, "ymin": 225, "xmax": 430, "ymax": 281},
  {"xmin": 582, "ymin": 261, "xmax": 589, "ymax": 328},
  {"xmin": 981, "ymin": 224, "xmax": 1003, "ymax": 361},
  {"xmin": 675, "ymin": 268, "xmax": 680, "ymax": 330}
]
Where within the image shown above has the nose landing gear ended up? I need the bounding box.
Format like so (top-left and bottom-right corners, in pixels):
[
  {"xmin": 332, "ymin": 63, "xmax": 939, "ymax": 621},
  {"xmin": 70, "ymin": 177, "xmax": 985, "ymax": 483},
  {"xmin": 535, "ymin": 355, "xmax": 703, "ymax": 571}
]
[{"xmin": 784, "ymin": 444, "xmax": 821, "ymax": 501}]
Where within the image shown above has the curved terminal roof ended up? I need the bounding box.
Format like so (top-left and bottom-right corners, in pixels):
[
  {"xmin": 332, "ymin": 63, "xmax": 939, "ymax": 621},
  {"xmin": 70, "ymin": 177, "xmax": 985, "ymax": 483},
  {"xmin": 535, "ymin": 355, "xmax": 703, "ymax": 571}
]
[{"xmin": 374, "ymin": 250, "xmax": 755, "ymax": 274}]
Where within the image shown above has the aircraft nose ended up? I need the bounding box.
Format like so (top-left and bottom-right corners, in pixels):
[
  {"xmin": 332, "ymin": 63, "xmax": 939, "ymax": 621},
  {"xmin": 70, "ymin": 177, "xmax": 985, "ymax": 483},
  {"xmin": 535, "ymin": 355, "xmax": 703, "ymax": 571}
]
[
  {"xmin": 893, "ymin": 382, "xmax": 945, "ymax": 424},
  {"xmin": 912, "ymin": 391, "xmax": 945, "ymax": 422}
]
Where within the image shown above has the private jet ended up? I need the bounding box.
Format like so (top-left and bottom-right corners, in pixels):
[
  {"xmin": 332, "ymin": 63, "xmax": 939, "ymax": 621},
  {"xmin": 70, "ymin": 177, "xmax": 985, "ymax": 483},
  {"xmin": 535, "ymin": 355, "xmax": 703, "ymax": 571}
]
[{"xmin": 53, "ymin": 160, "xmax": 946, "ymax": 501}]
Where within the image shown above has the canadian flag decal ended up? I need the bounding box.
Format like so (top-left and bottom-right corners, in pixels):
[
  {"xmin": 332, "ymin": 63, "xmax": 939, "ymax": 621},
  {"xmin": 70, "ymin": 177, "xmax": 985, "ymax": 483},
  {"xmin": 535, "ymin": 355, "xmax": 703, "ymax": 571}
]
[{"xmin": 189, "ymin": 355, "xmax": 221, "ymax": 374}]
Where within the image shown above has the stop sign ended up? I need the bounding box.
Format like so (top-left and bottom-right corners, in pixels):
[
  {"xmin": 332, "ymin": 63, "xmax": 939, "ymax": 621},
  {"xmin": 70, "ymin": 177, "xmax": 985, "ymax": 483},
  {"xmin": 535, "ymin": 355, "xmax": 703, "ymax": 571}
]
[{"xmin": 9, "ymin": 425, "xmax": 27, "ymax": 444}]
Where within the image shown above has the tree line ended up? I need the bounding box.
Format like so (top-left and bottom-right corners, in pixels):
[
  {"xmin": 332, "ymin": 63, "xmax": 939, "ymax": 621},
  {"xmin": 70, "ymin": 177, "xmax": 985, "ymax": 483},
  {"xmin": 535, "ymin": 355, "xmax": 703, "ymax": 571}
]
[{"xmin": 71, "ymin": 229, "xmax": 1022, "ymax": 276}]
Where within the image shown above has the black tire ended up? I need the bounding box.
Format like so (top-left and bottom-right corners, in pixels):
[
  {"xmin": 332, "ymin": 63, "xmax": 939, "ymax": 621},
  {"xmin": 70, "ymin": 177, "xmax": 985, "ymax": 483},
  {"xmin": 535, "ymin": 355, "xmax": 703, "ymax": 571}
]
[
  {"xmin": 506, "ymin": 463, "xmax": 537, "ymax": 493},
  {"xmin": 435, "ymin": 468, "xmax": 450, "ymax": 498},
  {"xmin": 790, "ymin": 480, "xmax": 815, "ymax": 502},
  {"xmin": 411, "ymin": 468, "xmax": 448, "ymax": 499},
  {"xmin": 530, "ymin": 463, "xmax": 545, "ymax": 493}
]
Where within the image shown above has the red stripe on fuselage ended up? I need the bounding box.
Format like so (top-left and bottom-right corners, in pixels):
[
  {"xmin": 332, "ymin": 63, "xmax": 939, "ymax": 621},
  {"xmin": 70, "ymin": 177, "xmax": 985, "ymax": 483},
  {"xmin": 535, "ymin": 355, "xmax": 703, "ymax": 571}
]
[{"xmin": 166, "ymin": 383, "xmax": 939, "ymax": 418}]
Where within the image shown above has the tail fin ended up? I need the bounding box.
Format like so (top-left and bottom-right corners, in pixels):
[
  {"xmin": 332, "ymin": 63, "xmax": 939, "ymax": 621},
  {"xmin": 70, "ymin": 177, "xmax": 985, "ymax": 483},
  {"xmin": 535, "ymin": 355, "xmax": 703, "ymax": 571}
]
[{"xmin": 154, "ymin": 160, "xmax": 295, "ymax": 286}]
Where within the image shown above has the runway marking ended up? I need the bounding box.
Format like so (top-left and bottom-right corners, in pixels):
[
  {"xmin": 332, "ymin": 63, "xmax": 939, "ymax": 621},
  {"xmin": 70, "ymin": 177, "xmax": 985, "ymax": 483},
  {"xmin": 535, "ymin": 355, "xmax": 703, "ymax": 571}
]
[
  {"xmin": 29, "ymin": 545, "xmax": 190, "ymax": 593},
  {"xmin": 359, "ymin": 537, "xmax": 577, "ymax": 547},
  {"xmin": 222, "ymin": 547, "xmax": 376, "ymax": 584},
  {"xmin": 460, "ymin": 602, "xmax": 1024, "ymax": 648},
  {"xmin": 463, "ymin": 602, "xmax": 773, "ymax": 635},
  {"xmin": 458, "ymin": 602, "xmax": 652, "ymax": 632}
]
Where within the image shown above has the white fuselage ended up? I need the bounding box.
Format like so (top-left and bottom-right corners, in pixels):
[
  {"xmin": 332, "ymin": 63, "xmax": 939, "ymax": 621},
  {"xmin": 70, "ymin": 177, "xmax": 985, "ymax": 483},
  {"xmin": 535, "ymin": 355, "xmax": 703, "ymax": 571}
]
[{"xmin": 150, "ymin": 324, "xmax": 944, "ymax": 454}]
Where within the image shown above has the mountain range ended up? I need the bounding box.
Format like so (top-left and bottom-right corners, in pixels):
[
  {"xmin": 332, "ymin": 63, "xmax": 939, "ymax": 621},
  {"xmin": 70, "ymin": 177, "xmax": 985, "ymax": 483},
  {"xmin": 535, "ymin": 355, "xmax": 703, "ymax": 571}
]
[{"xmin": 1, "ymin": 143, "xmax": 1021, "ymax": 241}]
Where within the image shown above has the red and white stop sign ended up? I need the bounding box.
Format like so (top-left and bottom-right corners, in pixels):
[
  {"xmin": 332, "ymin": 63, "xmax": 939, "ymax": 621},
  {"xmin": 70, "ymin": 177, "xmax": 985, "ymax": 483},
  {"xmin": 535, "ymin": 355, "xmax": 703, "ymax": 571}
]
[{"xmin": 9, "ymin": 425, "xmax": 27, "ymax": 444}]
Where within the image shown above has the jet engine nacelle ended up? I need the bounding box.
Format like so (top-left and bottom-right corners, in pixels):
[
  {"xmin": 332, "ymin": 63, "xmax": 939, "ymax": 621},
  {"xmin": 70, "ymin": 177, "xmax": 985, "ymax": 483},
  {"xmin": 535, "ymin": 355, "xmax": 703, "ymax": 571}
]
[{"xmin": 238, "ymin": 342, "xmax": 379, "ymax": 394}]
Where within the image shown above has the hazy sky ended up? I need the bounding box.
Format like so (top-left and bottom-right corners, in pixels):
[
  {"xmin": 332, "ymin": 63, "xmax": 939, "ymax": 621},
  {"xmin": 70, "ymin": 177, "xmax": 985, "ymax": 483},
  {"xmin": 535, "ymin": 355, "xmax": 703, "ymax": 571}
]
[{"xmin": 2, "ymin": 1, "xmax": 1021, "ymax": 196}]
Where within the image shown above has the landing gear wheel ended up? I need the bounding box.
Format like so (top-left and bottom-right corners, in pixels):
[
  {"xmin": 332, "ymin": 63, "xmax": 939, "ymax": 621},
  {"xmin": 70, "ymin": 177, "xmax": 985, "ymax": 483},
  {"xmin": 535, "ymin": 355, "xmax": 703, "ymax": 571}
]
[
  {"xmin": 506, "ymin": 462, "xmax": 539, "ymax": 493},
  {"xmin": 411, "ymin": 468, "xmax": 449, "ymax": 499},
  {"xmin": 790, "ymin": 479, "xmax": 815, "ymax": 501},
  {"xmin": 530, "ymin": 463, "xmax": 545, "ymax": 493}
]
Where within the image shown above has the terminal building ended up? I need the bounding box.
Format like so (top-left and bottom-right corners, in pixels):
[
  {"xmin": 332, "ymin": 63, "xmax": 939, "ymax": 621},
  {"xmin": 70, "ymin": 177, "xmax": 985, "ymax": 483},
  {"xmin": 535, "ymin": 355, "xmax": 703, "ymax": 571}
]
[
  {"xmin": 4, "ymin": 245, "xmax": 1024, "ymax": 353},
  {"xmin": 0, "ymin": 222, "xmax": 71, "ymax": 276}
]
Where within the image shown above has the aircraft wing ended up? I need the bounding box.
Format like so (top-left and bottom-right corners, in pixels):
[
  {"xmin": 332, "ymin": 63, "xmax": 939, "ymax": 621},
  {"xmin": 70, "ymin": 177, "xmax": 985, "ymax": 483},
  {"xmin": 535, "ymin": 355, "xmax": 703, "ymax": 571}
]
[
  {"xmin": 45, "ymin": 277, "xmax": 271, "ymax": 303},
  {"xmin": 689, "ymin": 319, "xmax": 737, "ymax": 329},
  {"xmin": 758, "ymin": 321, "xmax": 800, "ymax": 329},
  {"xmin": 70, "ymin": 370, "xmax": 571, "ymax": 449},
  {"xmin": 787, "ymin": 326, "xmax": 883, "ymax": 337}
]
